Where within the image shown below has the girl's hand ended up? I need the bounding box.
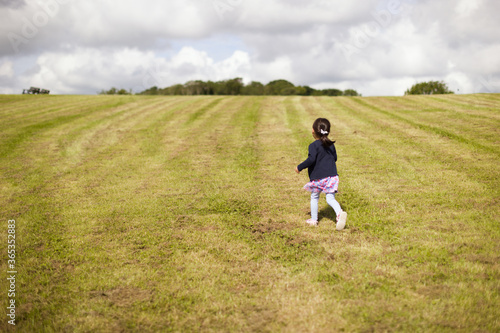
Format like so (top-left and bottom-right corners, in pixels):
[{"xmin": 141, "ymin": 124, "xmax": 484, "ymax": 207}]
[{"xmin": 295, "ymin": 167, "xmax": 300, "ymax": 174}]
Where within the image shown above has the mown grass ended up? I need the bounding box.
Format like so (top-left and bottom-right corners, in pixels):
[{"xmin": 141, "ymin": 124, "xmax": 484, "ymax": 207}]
[{"xmin": 0, "ymin": 94, "xmax": 499, "ymax": 332}]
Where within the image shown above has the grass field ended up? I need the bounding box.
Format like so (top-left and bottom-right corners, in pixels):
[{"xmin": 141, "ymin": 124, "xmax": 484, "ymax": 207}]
[{"xmin": 1, "ymin": 94, "xmax": 499, "ymax": 332}]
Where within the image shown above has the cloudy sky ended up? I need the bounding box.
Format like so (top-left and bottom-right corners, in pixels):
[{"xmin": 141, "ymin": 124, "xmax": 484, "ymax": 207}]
[{"xmin": 1, "ymin": 0, "xmax": 499, "ymax": 96}]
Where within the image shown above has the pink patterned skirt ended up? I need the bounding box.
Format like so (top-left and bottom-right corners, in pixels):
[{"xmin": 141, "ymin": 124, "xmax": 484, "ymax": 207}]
[{"xmin": 303, "ymin": 176, "xmax": 339, "ymax": 194}]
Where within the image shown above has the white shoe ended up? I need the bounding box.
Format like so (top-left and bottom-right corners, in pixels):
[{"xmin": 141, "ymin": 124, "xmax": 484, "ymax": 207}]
[
  {"xmin": 336, "ymin": 211, "xmax": 347, "ymax": 231},
  {"xmin": 306, "ymin": 219, "xmax": 318, "ymax": 226}
]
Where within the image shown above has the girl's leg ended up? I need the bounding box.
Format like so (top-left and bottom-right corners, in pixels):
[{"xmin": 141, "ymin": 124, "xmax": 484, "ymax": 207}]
[
  {"xmin": 325, "ymin": 193, "xmax": 342, "ymax": 216},
  {"xmin": 326, "ymin": 193, "xmax": 347, "ymax": 230},
  {"xmin": 310, "ymin": 192, "xmax": 320, "ymax": 221}
]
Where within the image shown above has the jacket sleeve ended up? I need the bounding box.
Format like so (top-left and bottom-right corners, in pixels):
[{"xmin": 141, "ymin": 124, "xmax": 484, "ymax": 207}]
[
  {"xmin": 331, "ymin": 144, "xmax": 337, "ymax": 162},
  {"xmin": 297, "ymin": 143, "xmax": 317, "ymax": 172}
]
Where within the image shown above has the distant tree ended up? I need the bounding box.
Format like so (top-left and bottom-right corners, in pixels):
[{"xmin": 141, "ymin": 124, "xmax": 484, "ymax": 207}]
[
  {"xmin": 136, "ymin": 78, "xmax": 359, "ymax": 97},
  {"xmin": 98, "ymin": 87, "xmax": 116, "ymax": 95},
  {"xmin": 224, "ymin": 77, "xmax": 244, "ymax": 95},
  {"xmin": 99, "ymin": 87, "xmax": 132, "ymax": 95},
  {"xmin": 343, "ymin": 89, "xmax": 360, "ymax": 96},
  {"xmin": 294, "ymin": 86, "xmax": 316, "ymax": 96},
  {"xmin": 321, "ymin": 89, "xmax": 343, "ymax": 96},
  {"xmin": 204, "ymin": 81, "xmax": 216, "ymax": 95},
  {"xmin": 167, "ymin": 84, "xmax": 184, "ymax": 95},
  {"xmin": 280, "ymin": 87, "xmax": 297, "ymax": 95},
  {"xmin": 117, "ymin": 88, "xmax": 131, "ymax": 95},
  {"xmin": 405, "ymin": 81, "xmax": 454, "ymax": 95},
  {"xmin": 242, "ymin": 81, "xmax": 265, "ymax": 95},
  {"xmin": 137, "ymin": 86, "xmax": 159, "ymax": 95},
  {"xmin": 293, "ymin": 86, "xmax": 307, "ymax": 96},
  {"xmin": 211, "ymin": 81, "xmax": 226, "ymax": 95},
  {"xmin": 265, "ymin": 79, "xmax": 295, "ymax": 95},
  {"xmin": 184, "ymin": 80, "xmax": 211, "ymax": 95}
]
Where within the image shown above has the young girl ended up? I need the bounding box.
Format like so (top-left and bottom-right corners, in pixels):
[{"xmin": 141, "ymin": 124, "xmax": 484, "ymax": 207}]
[{"xmin": 295, "ymin": 118, "xmax": 347, "ymax": 230}]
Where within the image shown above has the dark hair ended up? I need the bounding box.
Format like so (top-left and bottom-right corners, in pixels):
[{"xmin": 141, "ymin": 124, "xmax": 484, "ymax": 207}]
[{"xmin": 313, "ymin": 118, "xmax": 335, "ymax": 147}]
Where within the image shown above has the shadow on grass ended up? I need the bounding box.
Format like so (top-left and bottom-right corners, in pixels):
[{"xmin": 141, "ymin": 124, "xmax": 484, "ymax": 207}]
[{"xmin": 303, "ymin": 206, "xmax": 341, "ymax": 226}]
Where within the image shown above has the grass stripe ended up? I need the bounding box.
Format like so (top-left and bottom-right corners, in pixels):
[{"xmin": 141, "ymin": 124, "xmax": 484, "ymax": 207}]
[
  {"xmin": 350, "ymin": 97, "xmax": 500, "ymax": 158},
  {"xmin": 321, "ymin": 97, "xmax": 499, "ymax": 195},
  {"xmin": 0, "ymin": 98, "xmax": 133, "ymax": 158},
  {"xmin": 0, "ymin": 96, "xmax": 119, "ymax": 128},
  {"xmin": 185, "ymin": 97, "xmax": 224, "ymax": 125},
  {"xmin": 0, "ymin": 95, "xmax": 498, "ymax": 332}
]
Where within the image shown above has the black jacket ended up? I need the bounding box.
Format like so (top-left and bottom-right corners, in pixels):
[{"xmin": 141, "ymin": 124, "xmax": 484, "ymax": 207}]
[{"xmin": 297, "ymin": 140, "xmax": 338, "ymax": 181}]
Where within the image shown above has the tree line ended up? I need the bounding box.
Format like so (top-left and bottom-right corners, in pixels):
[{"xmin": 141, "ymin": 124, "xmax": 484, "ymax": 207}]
[
  {"xmin": 405, "ymin": 81, "xmax": 454, "ymax": 95},
  {"xmin": 99, "ymin": 78, "xmax": 361, "ymax": 96},
  {"xmin": 99, "ymin": 79, "xmax": 455, "ymax": 96},
  {"xmin": 98, "ymin": 87, "xmax": 133, "ymax": 95}
]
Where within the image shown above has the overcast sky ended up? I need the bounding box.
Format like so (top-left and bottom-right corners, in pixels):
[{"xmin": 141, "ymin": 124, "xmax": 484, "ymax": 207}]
[{"xmin": 1, "ymin": 0, "xmax": 499, "ymax": 96}]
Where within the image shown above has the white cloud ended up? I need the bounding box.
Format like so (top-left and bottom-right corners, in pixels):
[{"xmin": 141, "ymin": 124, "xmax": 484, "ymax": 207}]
[
  {"xmin": 12, "ymin": 46, "xmax": 254, "ymax": 94},
  {"xmin": 1, "ymin": 0, "xmax": 499, "ymax": 96},
  {"xmin": 22, "ymin": 47, "xmax": 157, "ymax": 94},
  {"xmin": 0, "ymin": 60, "xmax": 14, "ymax": 77},
  {"xmin": 253, "ymin": 56, "xmax": 294, "ymax": 84},
  {"xmin": 170, "ymin": 47, "xmax": 214, "ymax": 69},
  {"xmin": 455, "ymin": 0, "xmax": 484, "ymax": 18},
  {"xmin": 213, "ymin": 50, "xmax": 251, "ymax": 80}
]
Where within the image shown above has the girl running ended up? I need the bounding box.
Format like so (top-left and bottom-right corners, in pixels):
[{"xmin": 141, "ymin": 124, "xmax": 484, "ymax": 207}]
[{"xmin": 295, "ymin": 118, "xmax": 347, "ymax": 230}]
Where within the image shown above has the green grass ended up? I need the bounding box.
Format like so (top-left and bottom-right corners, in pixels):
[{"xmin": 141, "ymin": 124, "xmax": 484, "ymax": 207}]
[{"xmin": 0, "ymin": 94, "xmax": 499, "ymax": 332}]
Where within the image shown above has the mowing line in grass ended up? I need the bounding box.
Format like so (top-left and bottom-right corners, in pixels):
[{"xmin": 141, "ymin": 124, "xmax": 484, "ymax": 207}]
[
  {"xmin": 327, "ymin": 97, "xmax": 499, "ymax": 196},
  {"xmin": 350, "ymin": 97, "xmax": 500, "ymax": 159},
  {"xmin": 0, "ymin": 95, "xmax": 498, "ymax": 332},
  {"xmin": 311, "ymin": 96, "xmax": 500, "ymax": 330}
]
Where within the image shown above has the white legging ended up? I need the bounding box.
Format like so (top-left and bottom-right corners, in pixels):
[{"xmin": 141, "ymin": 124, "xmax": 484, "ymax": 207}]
[{"xmin": 310, "ymin": 192, "xmax": 342, "ymax": 221}]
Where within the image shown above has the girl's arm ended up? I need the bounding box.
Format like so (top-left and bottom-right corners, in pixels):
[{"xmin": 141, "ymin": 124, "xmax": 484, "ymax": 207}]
[{"xmin": 297, "ymin": 144, "xmax": 317, "ymax": 172}]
